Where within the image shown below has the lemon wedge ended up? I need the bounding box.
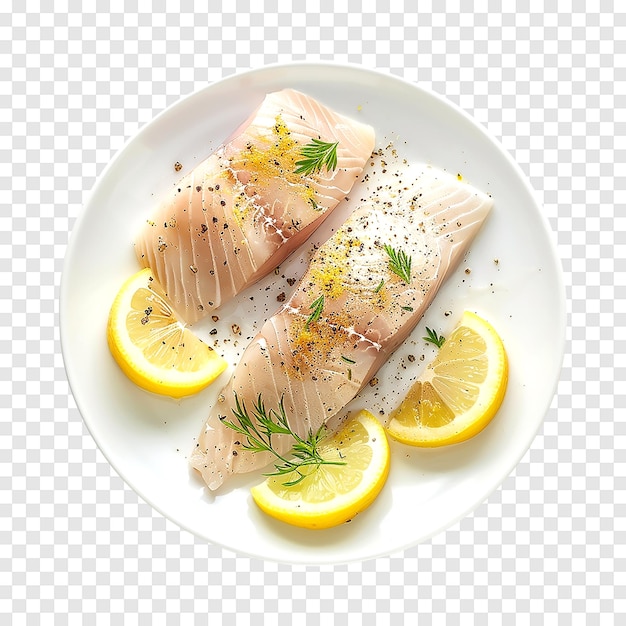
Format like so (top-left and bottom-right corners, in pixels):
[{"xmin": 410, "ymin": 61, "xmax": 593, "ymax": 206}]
[
  {"xmin": 385, "ymin": 311, "xmax": 508, "ymax": 447},
  {"xmin": 106, "ymin": 268, "xmax": 227, "ymax": 398},
  {"xmin": 250, "ymin": 410, "xmax": 390, "ymax": 529}
]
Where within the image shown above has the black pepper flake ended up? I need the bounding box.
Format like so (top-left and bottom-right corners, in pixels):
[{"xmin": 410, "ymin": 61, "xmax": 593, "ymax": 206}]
[
  {"xmin": 196, "ymin": 185, "xmax": 202, "ymax": 192},
  {"xmin": 212, "ymin": 216, "xmax": 218, "ymax": 223}
]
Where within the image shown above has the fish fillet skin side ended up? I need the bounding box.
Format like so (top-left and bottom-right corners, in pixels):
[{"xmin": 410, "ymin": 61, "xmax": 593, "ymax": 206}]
[
  {"xmin": 134, "ymin": 89, "xmax": 375, "ymax": 323},
  {"xmin": 190, "ymin": 163, "xmax": 494, "ymax": 490}
]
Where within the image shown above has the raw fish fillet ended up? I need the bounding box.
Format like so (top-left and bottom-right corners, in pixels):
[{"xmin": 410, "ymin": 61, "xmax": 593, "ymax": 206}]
[
  {"xmin": 134, "ymin": 89, "xmax": 375, "ymax": 323},
  {"xmin": 190, "ymin": 163, "xmax": 493, "ymax": 490}
]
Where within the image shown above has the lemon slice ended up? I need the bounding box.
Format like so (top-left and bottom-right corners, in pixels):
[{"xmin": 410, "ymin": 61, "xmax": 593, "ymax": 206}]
[
  {"xmin": 106, "ymin": 268, "xmax": 227, "ymax": 398},
  {"xmin": 250, "ymin": 410, "xmax": 390, "ymax": 529},
  {"xmin": 386, "ymin": 310, "xmax": 508, "ymax": 447}
]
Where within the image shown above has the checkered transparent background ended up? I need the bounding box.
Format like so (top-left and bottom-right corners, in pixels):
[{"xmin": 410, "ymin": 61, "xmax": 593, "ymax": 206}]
[{"xmin": 2, "ymin": 2, "xmax": 623, "ymax": 623}]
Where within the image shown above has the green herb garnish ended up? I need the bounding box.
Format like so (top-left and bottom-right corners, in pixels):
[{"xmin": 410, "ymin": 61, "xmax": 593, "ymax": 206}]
[
  {"xmin": 341, "ymin": 355, "xmax": 356, "ymax": 364},
  {"xmin": 423, "ymin": 327, "xmax": 445, "ymax": 348},
  {"xmin": 305, "ymin": 294, "xmax": 325, "ymax": 329},
  {"xmin": 383, "ymin": 244, "xmax": 412, "ymax": 284},
  {"xmin": 294, "ymin": 139, "xmax": 339, "ymax": 177},
  {"xmin": 221, "ymin": 393, "xmax": 345, "ymax": 486},
  {"xmin": 374, "ymin": 278, "xmax": 385, "ymax": 293}
]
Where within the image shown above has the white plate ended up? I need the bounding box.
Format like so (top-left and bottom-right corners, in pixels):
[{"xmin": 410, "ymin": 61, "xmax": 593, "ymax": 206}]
[{"xmin": 61, "ymin": 63, "xmax": 565, "ymax": 564}]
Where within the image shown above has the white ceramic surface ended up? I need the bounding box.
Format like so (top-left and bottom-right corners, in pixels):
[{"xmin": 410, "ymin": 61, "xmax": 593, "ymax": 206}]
[{"xmin": 61, "ymin": 63, "xmax": 565, "ymax": 564}]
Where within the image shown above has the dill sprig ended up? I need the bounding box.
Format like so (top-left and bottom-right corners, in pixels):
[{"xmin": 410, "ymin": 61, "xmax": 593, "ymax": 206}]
[
  {"xmin": 294, "ymin": 139, "xmax": 339, "ymax": 177},
  {"xmin": 383, "ymin": 244, "xmax": 412, "ymax": 284},
  {"xmin": 305, "ymin": 294, "xmax": 325, "ymax": 329},
  {"xmin": 423, "ymin": 327, "xmax": 445, "ymax": 348},
  {"xmin": 220, "ymin": 393, "xmax": 345, "ymax": 486}
]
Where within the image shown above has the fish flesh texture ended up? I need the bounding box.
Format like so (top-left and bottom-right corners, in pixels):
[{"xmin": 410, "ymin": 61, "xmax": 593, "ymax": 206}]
[
  {"xmin": 134, "ymin": 89, "xmax": 375, "ymax": 323},
  {"xmin": 190, "ymin": 163, "xmax": 493, "ymax": 490},
  {"xmin": 190, "ymin": 164, "xmax": 493, "ymax": 489}
]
